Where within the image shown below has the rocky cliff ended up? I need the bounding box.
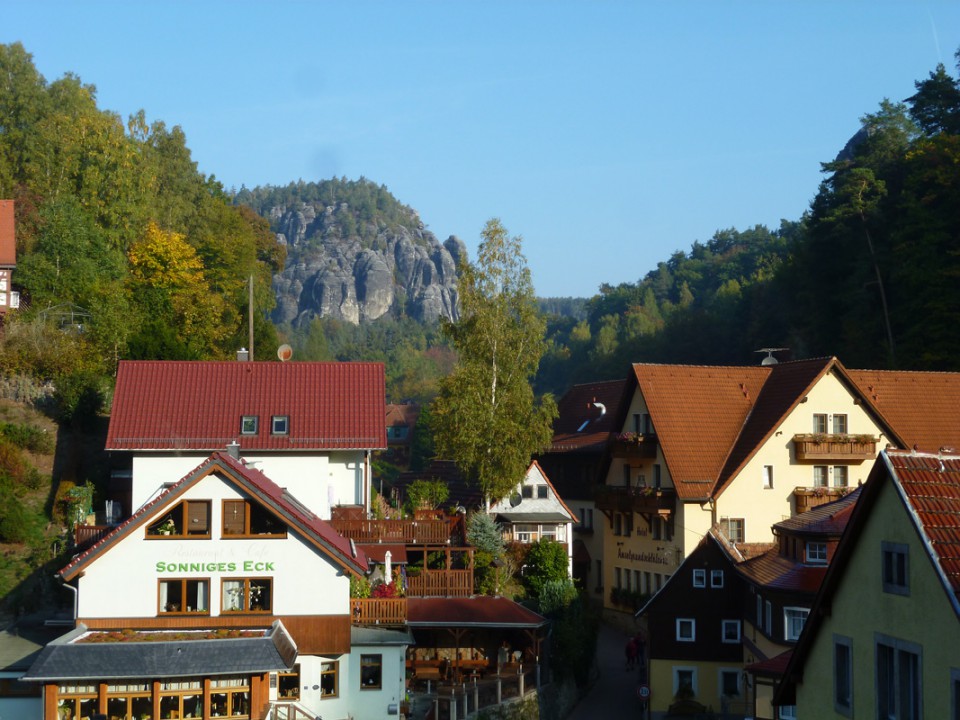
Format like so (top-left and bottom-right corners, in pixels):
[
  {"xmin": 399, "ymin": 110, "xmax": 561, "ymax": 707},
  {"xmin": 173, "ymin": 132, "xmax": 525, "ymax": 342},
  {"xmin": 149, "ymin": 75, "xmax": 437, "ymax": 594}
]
[{"xmin": 269, "ymin": 201, "xmax": 465, "ymax": 327}]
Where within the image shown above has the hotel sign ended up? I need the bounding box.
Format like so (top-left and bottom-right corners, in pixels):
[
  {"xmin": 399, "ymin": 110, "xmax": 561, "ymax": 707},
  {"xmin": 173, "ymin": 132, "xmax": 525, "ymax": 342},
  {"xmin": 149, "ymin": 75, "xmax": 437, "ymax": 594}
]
[
  {"xmin": 156, "ymin": 560, "xmax": 276, "ymax": 573},
  {"xmin": 616, "ymin": 548, "xmax": 670, "ymax": 566}
]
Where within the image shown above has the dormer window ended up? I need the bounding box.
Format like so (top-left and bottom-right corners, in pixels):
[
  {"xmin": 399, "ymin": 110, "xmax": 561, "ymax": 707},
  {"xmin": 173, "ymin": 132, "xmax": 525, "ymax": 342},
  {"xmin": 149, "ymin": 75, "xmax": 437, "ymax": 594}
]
[
  {"xmin": 241, "ymin": 416, "xmax": 258, "ymax": 435},
  {"xmin": 272, "ymin": 415, "xmax": 289, "ymax": 435}
]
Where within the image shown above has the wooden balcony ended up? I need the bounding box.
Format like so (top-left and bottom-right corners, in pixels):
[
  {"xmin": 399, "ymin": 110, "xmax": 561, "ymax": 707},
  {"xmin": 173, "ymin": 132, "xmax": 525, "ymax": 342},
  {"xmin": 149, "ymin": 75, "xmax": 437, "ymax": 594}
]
[
  {"xmin": 74, "ymin": 524, "xmax": 112, "ymax": 549},
  {"xmin": 594, "ymin": 485, "xmax": 676, "ymax": 516},
  {"xmin": 793, "ymin": 434, "xmax": 878, "ymax": 462},
  {"xmin": 329, "ymin": 517, "xmax": 454, "ymax": 544},
  {"xmin": 609, "ymin": 433, "xmax": 658, "ymax": 459},
  {"xmin": 793, "ymin": 486, "xmax": 853, "ymax": 514},
  {"xmin": 351, "ymin": 598, "xmax": 407, "ymax": 626},
  {"xmin": 407, "ymin": 569, "xmax": 473, "ymax": 597}
]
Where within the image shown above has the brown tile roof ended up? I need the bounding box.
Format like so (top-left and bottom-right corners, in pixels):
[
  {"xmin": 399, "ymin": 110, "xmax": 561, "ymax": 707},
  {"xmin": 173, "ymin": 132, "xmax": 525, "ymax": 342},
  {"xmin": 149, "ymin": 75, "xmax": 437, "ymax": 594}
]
[
  {"xmin": 746, "ymin": 649, "xmax": 793, "ymax": 677},
  {"xmin": 632, "ymin": 363, "xmax": 768, "ymax": 500},
  {"xmin": 0, "ymin": 200, "xmax": 14, "ymax": 266},
  {"xmin": 774, "ymin": 486, "xmax": 861, "ymax": 535},
  {"xmin": 406, "ymin": 596, "xmax": 547, "ymax": 628},
  {"xmin": 847, "ymin": 369, "xmax": 960, "ymax": 453},
  {"xmin": 548, "ymin": 379, "xmax": 627, "ymax": 452},
  {"xmin": 735, "ymin": 548, "xmax": 828, "ymax": 593},
  {"xmin": 60, "ymin": 453, "xmax": 367, "ymax": 581},
  {"xmin": 106, "ymin": 360, "xmax": 386, "ymax": 452}
]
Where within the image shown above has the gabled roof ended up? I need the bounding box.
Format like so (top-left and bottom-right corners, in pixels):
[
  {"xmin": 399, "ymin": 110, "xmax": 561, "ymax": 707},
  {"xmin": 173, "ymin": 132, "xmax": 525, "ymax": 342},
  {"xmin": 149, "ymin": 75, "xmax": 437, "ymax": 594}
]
[
  {"xmin": 776, "ymin": 450, "xmax": 960, "ymax": 705},
  {"xmin": 549, "ymin": 379, "xmax": 628, "ymax": 453},
  {"xmin": 846, "ymin": 368, "xmax": 960, "ymax": 453},
  {"xmin": 774, "ymin": 486, "xmax": 861, "ymax": 536},
  {"xmin": 106, "ymin": 360, "xmax": 386, "ymax": 452},
  {"xmin": 60, "ymin": 452, "xmax": 367, "ymax": 581},
  {"xmin": 629, "ymin": 363, "xmax": 768, "ymax": 500},
  {"xmin": 490, "ymin": 460, "xmax": 577, "ymax": 524},
  {"xmin": 0, "ymin": 199, "xmax": 14, "ymax": 267}
]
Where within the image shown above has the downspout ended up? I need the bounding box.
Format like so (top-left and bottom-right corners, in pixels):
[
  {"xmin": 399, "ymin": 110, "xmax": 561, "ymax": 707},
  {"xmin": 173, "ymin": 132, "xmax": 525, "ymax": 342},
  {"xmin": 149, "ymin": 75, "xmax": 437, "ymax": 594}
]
[
  {"xmin": 365, "ymin": 450, "xmax": 371, "ymax": 515},
  {"xmin": 56, "ymin": 577, "xmax": 78, "ymax": 626}
]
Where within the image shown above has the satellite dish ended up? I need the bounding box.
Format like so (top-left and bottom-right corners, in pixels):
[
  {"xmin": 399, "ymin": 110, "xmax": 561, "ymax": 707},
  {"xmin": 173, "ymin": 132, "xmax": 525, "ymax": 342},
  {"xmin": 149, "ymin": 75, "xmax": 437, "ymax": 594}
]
[
  {"xmin": 509, "ymin": 493, "xmax": 522, "ymax": 508},
  {"xmin": 277, "ymin": 344, "xmax": 293, "ymax": 362}
]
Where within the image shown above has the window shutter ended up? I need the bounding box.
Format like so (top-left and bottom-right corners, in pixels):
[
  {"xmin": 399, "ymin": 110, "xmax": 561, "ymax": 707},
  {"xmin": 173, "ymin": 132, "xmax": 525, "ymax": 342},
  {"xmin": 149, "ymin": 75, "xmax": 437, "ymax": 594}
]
[{"xmin": 224, "ymin": 500, "xmax": 246, "ymax": 535}]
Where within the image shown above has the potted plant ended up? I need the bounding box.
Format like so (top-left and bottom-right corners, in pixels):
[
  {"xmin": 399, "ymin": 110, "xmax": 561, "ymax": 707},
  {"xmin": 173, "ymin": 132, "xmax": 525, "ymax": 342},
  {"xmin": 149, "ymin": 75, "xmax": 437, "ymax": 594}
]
[{"xmin": 156, "ymin": 518, "xmax": 176, "ymax": 535}]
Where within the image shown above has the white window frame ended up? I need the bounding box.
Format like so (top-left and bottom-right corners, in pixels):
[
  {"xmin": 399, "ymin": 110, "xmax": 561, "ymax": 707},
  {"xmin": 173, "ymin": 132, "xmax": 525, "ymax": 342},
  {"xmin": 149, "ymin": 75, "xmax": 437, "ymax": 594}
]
[
  {"xmin": 778, "ymin": 706, "xmax": 797, "ymax": 720},
  {"xmin": 721, "ymin": 619, "xmax": 741, "ymax": 643},
  {"xmin": 719, "ymin": 668, "xmax": 741, "ymax": 697},
  {"xmin": 692, "ymin": 569, "xmax": 706, "ymax": 588},
  {"xmin": 673, "ymin": 666, "xmax": 697, "ymax": 696},
  {"xmin": 271, "ymin": 415, "xmax": 289, "ymax": 435},
  {"xmin": 676, "ymin": 618, "xmax": 696, "ymax": 642},
  {"xmin": 833, "ymin": 634, "xmax": 853, "ymax": 717},
  {"xmin": 806, "ymin": 541, "xmax": 828, "ymax": 565},
  {"xmin": 710, "ymin": 569, "xmax": 724, "ymax": 588},
  {"xmin": 241, "ymin": 416, "xmax": 258, "ymax": 435},
  {"xmin": 833, "ymin": 465, "xmax": 849, "ymax": 488},
  {"xmin": 813, "ymin": 465, "xmax": 829, "ymax": 487},
  {"xmin": 784, "ymin": 607, "xmax": 809, "ymax": 642}
]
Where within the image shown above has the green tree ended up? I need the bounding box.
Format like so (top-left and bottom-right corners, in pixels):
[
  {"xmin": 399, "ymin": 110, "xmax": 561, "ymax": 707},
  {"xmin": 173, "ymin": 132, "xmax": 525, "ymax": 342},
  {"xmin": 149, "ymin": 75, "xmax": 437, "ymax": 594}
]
[
  {"xmin": 429, "ymin": 219, "xmax": 557, "ymax": 503},
  {"xmin": 521, "ymin": 538, "xmax": 569, "ymax": 600}
]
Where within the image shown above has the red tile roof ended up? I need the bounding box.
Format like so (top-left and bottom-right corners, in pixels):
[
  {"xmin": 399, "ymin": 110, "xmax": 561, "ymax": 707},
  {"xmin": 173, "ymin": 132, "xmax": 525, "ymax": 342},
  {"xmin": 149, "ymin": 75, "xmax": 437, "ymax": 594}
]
[
  {"xmin": 406, "ymin": 596, "xmax": 547, "ymax": 628},
  {"xmin": 60, "ymin": 452, "xmax": 367, "ymax": 581},
  {"xmin": 735, "ymin": 549, "xmax": 828, "ymax": 593},
  {"xmin": 0, "ymin": 200, "xmax": 14, "ymax": 266},
  {"xmin": 847, "ymin": 369, "xmax": 960, "ymax": 453},
  {"xmin": 106, "ymin": 360, "xmax": 386, "ymax": 452},
  {"xmin": 745, "ymin": 649, "xmax": 793, "ymax": 677},
  {"xmin": 774, "ymin": 486, "xmax": 861, "ymax": 535}
]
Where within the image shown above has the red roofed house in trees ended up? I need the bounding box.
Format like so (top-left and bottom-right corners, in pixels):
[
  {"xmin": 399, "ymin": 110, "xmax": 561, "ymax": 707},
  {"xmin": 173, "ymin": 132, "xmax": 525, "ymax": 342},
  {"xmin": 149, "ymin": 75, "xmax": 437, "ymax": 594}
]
[{"xmin": 0, "ymin": 200, "xmax": 19, "ymax": 317}]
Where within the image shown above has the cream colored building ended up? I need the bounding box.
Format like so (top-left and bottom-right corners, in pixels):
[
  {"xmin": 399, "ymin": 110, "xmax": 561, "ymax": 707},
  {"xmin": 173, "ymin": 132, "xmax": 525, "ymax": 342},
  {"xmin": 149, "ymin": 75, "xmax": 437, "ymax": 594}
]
[{"xmin": 600, "ymin": 357, "xmax": 908, "ymax": 615}]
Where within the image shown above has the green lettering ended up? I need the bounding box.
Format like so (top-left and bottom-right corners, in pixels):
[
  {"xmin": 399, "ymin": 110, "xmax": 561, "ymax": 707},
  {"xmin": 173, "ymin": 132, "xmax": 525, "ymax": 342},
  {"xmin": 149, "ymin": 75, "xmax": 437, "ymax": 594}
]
[
  {"xmin": 227, "ymin": 562, "xmax": 236, "ymax": 572},
  {"xmin": 156, "ymin": 562, "xmax": 166, "ymax": 572},
  {"xmin": 243, "ymin": 561, "xmax": 253, "ymax": 571},
  {"xmin": 265, "ymin": 562, "xmax": 275, "ymax": 571}
]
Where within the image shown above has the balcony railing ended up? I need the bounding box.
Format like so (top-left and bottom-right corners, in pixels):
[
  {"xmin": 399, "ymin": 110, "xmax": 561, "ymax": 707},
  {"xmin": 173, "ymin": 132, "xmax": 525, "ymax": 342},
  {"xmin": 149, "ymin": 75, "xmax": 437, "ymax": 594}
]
[
  {"xmin": 351, "ymin": 598, "xmax": 407, "ymax": 626},
  {"xmin": 793, "ymin": 434, "xmax": 878, "ymax": 462},
  {"xmin": 407, "ymin": 569, "xmax": 473, "ymax": 597},
  {"xmin": 329, "ymin": 518, "xmax": 454, "ymax": 544},
  {"xmin": 793, "ymin": 486, "xmax": 853, "ymax": 514},
  {"xmin": 594, "ymin": 485, "xmax": 676, "ymax": 516},
  {"xmin": 609, "ymin": 433, "xmax": 658, "ymax": 459}
]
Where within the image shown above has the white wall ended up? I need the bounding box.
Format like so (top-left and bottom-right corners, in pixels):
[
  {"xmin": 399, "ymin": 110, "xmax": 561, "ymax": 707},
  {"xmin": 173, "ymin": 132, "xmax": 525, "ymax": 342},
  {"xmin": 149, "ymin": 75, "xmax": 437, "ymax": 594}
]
[{"xmin": 78, "ymin": 472, "xmax": 350, "ymax": 619}]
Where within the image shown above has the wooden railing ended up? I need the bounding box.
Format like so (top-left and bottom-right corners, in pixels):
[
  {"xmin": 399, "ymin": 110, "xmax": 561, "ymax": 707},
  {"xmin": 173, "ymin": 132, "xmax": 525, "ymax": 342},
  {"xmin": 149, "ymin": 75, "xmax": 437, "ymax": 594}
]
[
  {"xmin": 74, "ymin": 524, "xmax": 111, "ymax": 548},
  {"xmin": 407, "ymin": 569, "xmax": 473, "ymax": 597},
  {"xmin": 594, "ymin": 485, "xmax": 676, "ymax": 516},
  {"xmin": 793, "ymin": 486, "xmax": 853, "ymax": 514},
  {"xmin": 329, "ymin": 518, "xmax": 453, "ymax": 544},
  {"xmin": 351, "ymin": 598, "xmax": 407, "ymax": 626},
  {"xmin": 793, "ymin": 434, "xmax": 877, "ymax": 462},
  {"xmin": 609, "ymin": 433, "xmax": 658, "ymax": 459}
]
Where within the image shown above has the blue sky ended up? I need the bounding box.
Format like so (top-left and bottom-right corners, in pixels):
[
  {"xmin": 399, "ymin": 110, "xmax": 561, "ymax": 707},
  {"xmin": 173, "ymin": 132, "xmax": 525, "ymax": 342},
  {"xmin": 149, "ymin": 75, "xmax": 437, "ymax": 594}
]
[{"xmin": 4, "ymin": 1, "xmax": 960, "ymax": 298}]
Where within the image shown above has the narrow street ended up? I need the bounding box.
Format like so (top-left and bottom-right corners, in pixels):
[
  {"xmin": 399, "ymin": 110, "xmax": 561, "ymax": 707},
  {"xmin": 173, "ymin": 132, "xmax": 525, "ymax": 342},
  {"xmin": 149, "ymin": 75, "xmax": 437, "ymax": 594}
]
[{"xmin": 567, "ymin": 622, "xmax": 646, "ymax": 720}]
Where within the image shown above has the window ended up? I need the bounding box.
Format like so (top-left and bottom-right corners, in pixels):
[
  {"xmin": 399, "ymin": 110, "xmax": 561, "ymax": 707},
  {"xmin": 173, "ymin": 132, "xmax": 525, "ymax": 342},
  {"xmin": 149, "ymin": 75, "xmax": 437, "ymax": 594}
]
[
  {"xmin": 222, "ymin": 499, "xmax": 286, "ymax": 537},
  {"xmin": 784, "ymin": 607, "xmax": 809, "ymax": 641},
  {"xmin": 720, "ymin": 517, "xmax": 745, "ymax": 544},
  {"xmin": 806, "ymin": 541, "xmax": 828, "ymax": 565},
  {"xmin": 813, "ymin": 413, "xmax": 828, "ymax": 433},
  {"xmin": 692, "ymin": 569, "xmax": 706, "ymax": 588},
  {"xmin": 106, "ymin": 682, "xmax": 151, "ymax": 720},
  {"xmin": 622, "ymin": 464, "xmax": 631, "ymax": 486},
  {"xmin": 779, "ymin": 706, "xmax": 797, "ymax": 720},
  {"xmin": 159, "ymin": 679, "xmax": 205, "ymax": 720},
  {"xmin": 833, "ymin": 465, "xmax": 849, "ymax": 488},
  {"xmin": 522, "ymin": 485, "xmax": 534, "ymax": 499},
  {"xmin": 613, "ymin": 513, "xmax": 622, "ymax": 536},
  {"xmin": 756, "ymin": 594, "xmax": 763, "ymax": 627},
  {"xmin": 514, "ymin": 523, "xmax": 537, "ymax": 543},
  {"xmin": 221, "ymin": 578, "xmax": 272, "ymax": 613},
  {"xmin": 537, "ymin": 484, "xmax": 548, "ymax": 499},
  {"xmin": 722, "ymin": 620, "xmax": 741, "ymax": 643},
  {"xmin": 159, "ymin": 579, "xmax": 209, "ymax": 614},
  {"xmin": 148, "ymin": 500, "xmax": 211, "ymax": 538},
  {"xmin": 833, "ymin": 413, "xmax": 848, "ymax": 434},
  {"xmin": 241, "ymin": 416, "xmax": 258, "ymax": 434},
  {"xmin": 623, "ymin": 513, "xmax": 633, "ymax": 536},
  {"xmin": 278, "ymin": 665, "xmax": 301, "ymax": 700},
  {"xmin": 763, "ymin": 465, "xmax": 774, "ymax": 489},
  {"xmin": 632, "ymin": 413, "xmax": 641, "ymax": 433},
  {"xmin": 813, "ymin": 466, "xmax": 829, "ymax": 487},
  {"xmin": 615, "ymin": 567, "xmax": 622, "ymax": 589},
  {"xmin": 882, "ymin": 541, "xmax": 909, "ymax": 595},
  {"xmin": 209, "ymin": 676, "xmax": 249, "ymax": 718},
  {"xmin": 711, "ymin": 570, "xmax": 724, "ymax": 588},
  {"xmin": 673, "ymin": 667, "xmax": 697, "ymax": 697},
  {"xmin": 320, "ymin": 661, "xmax": 338, "ymax": 698},
  {"xmin": 653, "ymin": 464, "xmax": 662, "ymax": 488},
  {"xmin": 360, "ymin": 654, "xmax": 382, "ymax": 689},
  {"xmin": 676, "ymin": 618, "xmax": 696, "ymax": 642},
  {"xmin": 765, "ymin": 600, "xmax": 773, "ymax": 636},
  {"xmin": 57, "ymin": 684, "xmax": 98, "ymax": 720},
  {"xmin": 834, "ymin": 635, "xmax": 853, "ymax": 716},
  {"xmin": 579, "ymin": 508, "xmax": 593, "ymax": 530},
  {"xmin": 641, "ymin": 413, "xmax": 653, "ymax": 434},
  {"xmin": 271, "ymin": 415, "xmax": 289, "ymax": 435},
  {"xmin": 876, "ymin": 634, "xmax": 921, "ymax": 720},
  {"xmin": 720, "ymin": 669, "xmax": 740, "ymax": 697}
]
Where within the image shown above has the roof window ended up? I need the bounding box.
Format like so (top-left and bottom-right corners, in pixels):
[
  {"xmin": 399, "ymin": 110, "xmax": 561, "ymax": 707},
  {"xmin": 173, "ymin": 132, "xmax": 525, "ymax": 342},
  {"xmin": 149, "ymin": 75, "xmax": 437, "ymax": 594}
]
[{"xmin": 241, "ymin": 416, "xmax": 258, "ymax": 435}]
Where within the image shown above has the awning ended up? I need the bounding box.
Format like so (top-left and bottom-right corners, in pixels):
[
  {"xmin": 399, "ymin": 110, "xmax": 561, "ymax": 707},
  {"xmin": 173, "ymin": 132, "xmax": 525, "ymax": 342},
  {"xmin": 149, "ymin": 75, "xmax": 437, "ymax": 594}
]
[
  {"xmin": 494, "ymin": 512, "xmax": 573, "ymax": 524},
  {"xmin": 358, "ymin": 544, "xmax": 408, "ymax": 564},
  {"xmin": 406, "ymin": 597, "xmax": 547, "ymax": 629},
  {"xmin": 22, "ymin": 622, "xmax": 297, "ymax": 682}
]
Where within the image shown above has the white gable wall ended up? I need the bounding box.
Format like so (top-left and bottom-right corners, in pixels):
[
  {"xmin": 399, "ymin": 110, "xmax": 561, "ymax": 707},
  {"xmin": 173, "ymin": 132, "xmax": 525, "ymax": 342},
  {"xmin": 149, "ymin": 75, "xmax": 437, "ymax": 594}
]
[
  {"xmin": 78, "ymin": 472, "xmax": 350, "ymax": 619},
  {"xmin": 129, "ymin": 452, "xmax": 366, "ymax": 520},
  {"xmin": 716, "ymin": 371, "xmax": 885, "ymax": 543}
]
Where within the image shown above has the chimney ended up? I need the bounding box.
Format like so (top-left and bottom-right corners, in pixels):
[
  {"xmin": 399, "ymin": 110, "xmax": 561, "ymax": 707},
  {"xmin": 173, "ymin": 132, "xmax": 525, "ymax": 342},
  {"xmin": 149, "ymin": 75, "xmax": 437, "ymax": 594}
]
[
  {"xmin": 236, "ymin": 348, "xmax": 250, "ymax": 362},
  {"xmin": 226, "ymin": 441, "xmax": 240, "ymax": 460}
]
